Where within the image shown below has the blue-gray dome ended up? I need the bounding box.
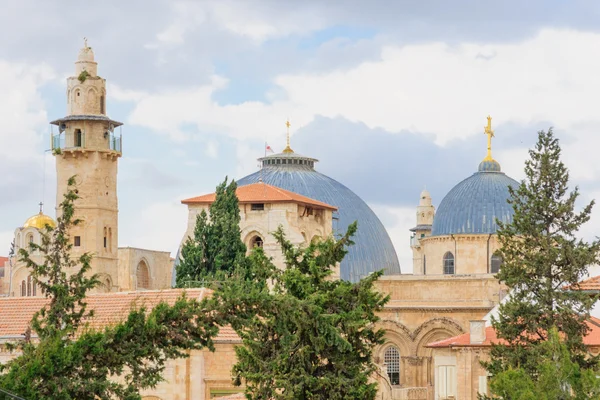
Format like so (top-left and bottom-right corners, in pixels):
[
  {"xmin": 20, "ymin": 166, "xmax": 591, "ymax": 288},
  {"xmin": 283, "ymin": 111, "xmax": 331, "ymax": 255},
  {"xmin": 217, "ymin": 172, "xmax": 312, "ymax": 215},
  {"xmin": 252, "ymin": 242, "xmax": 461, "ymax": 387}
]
[
  {"xmin": 237, "ymin": 151, "xmax": 401, "ymax": 282},
  {"xmin": 431, "ymin": 160, "xmax": 519, "ymax": 236}
]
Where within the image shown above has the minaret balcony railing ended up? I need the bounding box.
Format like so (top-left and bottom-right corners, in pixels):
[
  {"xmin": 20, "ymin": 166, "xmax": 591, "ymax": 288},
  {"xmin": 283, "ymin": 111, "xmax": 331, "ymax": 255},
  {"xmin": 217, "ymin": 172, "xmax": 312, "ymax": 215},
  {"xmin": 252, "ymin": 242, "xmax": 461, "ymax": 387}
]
[
  {"xmin": 410, "ymin": 235, "xmax": 421, "ymax": 248},
  {"xmin": 109, "ymin": 135, "xmax": 122, "ymax": 152},
  {"xmin": 51, "ymin": 132, "xmax": 122, "ymax": 154},
  {"xmin": 51, "ymin": 132, "xmax": 86, "ymax": 151}
]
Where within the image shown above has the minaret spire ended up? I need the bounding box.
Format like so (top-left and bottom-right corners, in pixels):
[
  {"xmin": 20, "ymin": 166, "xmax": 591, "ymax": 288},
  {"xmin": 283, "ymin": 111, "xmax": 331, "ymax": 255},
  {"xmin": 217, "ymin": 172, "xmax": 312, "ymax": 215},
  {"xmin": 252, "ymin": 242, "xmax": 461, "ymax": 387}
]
[
  {"xmin": 282, "ymin": 119, "xmax": 294, "ymax": 154},
  {"xmin": 483, "ymin": 115, "xmax": 495, "ymax": 161}
]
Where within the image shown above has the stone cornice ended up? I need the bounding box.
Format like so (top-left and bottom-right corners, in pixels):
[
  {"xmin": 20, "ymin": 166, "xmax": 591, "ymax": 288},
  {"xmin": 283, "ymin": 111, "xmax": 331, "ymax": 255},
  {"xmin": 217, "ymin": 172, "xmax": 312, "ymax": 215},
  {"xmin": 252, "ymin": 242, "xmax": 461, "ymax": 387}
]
[
  {"xmin": 420, "ymin": 233, "xmax": 498, "ymax": 244},
  {"xmin": 383, "ymin": 306, "xmax": 494, "ymax": 312}
]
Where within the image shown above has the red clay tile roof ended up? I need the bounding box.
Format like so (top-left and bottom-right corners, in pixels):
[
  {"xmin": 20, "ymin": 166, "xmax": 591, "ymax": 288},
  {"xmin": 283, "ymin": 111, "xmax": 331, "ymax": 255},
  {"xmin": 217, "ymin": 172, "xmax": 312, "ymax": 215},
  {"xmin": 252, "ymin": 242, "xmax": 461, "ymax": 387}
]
[
  {"xmin": 570, "ymin": 275, "xmax": 600, "ymax": 291},
  {"xmin": 0, "ymin": 288, "xmax": 240, "ymax": 343},
  {"xmin": 427, "ymin": 317, "xmax": 600, "ymax": 348},
  {"xmin": 181, "ymin": 182, "xmax": 337, "ymax": 211},
  {"xmin": 0, "ymin": 257, "xmax": 8, "ymax": 266}
]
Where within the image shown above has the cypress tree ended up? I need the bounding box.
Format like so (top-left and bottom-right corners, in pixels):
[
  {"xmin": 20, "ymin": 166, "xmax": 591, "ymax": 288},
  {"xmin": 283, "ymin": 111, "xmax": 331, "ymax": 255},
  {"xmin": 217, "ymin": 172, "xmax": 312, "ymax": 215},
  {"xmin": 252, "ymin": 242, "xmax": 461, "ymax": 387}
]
[
  {"xmin": 176, "ymin": 177, "xmax": 246, "ymax": 287},
  {"xmin": 485, "ymin": 129, "xmax": 600, "ymax": 379}
]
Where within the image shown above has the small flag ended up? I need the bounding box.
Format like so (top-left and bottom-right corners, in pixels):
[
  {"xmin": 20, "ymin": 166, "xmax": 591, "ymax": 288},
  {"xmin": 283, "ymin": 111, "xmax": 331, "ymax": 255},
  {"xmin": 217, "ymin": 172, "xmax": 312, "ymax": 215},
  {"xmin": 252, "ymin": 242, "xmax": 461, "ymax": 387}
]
[{"xmin": 266, "ymin": 144, "xmax": 274, "ymax": 153}]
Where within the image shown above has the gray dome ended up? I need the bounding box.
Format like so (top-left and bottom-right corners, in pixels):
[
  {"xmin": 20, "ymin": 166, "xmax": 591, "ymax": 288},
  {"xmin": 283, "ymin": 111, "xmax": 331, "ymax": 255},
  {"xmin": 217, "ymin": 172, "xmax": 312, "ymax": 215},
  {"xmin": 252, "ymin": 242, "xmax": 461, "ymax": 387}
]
[
  {"xmin": 237, "ymin": 151, "xmax": 401, "ymax": 282},
  {"xmin": 431, "ymin": 159, "xmax": 519, "ymax": 236}
]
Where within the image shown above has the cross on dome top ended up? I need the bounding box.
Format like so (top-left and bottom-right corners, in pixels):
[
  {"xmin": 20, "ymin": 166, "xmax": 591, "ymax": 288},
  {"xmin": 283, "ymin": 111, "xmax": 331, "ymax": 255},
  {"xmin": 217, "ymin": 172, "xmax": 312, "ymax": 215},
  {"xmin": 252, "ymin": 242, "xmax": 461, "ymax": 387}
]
[{"xmin": 282, "ymin": 119, "xmax": 294, "ymax": 154}]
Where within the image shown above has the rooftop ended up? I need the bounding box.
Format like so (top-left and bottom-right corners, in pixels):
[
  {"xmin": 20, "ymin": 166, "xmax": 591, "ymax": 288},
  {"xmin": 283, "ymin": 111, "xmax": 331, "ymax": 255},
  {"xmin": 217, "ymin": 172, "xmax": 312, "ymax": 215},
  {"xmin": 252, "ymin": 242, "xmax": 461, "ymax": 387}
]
[
  {"xmin": 427, "ymin": 317, "xmax": 600, "ymax": 348},
  {"xmin": 571, "ymin": 275, "xmax": 600, "ymax": 292},
  {"xmin": 181, "ymin": 182, "xmax": 337, "ymax": 211},
  {"xmin": 0, "ymin": 289, "xmax": 239, "ymax": 343}
]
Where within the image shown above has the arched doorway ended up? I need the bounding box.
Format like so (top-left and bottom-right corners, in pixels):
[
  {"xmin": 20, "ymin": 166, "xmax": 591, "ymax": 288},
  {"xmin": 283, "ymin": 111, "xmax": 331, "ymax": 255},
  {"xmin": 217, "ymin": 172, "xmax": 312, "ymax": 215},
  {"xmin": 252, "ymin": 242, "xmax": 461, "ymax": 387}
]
[{"xmin": 136, "ymin": 260, "xmax": 150, "ymax": 290}]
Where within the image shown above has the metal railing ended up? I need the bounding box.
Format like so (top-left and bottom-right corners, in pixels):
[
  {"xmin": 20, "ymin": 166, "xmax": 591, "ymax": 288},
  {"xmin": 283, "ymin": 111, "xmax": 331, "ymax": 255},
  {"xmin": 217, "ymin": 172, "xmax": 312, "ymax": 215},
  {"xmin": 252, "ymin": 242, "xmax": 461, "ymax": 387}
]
[
  {"xmin": 51, "ymin": 132, "xmax": 122, "ymax": 154},
  {"xmin": 110, "ymin": 135, "xmax": 122, "ymax": 152}
]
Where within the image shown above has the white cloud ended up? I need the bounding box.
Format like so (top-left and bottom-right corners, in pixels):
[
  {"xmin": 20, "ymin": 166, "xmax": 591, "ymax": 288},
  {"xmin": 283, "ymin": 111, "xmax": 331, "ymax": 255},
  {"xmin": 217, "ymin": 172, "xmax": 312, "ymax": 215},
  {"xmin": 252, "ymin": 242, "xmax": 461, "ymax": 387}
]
[
  {"xmin": 124, "ymin": 29, "xmax": 600, "ymax": 151},
  {"xmin": 120, "ymin": 198, "xmax": 189, "ymax": 255},
  {"xmin": 0, "ymin": 61, "xmax": 54, "ymax": 160}
]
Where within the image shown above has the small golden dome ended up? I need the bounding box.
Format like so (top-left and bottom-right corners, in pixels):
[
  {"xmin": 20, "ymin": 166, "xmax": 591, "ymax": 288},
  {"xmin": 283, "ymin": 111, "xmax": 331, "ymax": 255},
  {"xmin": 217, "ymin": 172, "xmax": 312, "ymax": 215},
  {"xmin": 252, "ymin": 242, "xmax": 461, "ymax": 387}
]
[{"xmin": 23, "ymin": 212, "xmax": 56, "ymax": 230}]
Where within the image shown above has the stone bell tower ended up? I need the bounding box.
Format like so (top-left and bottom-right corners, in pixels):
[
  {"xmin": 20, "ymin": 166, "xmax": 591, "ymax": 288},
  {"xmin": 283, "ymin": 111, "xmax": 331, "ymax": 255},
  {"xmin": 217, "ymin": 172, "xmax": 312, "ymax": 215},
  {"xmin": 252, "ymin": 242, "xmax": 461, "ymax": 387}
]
[
  {"xmin": 409, "ymin": 189, "xmax": 435, "ymax": 274},
  {"xmin": 50, "ymin": 40, "xmax": 123, "ymax": 292}
]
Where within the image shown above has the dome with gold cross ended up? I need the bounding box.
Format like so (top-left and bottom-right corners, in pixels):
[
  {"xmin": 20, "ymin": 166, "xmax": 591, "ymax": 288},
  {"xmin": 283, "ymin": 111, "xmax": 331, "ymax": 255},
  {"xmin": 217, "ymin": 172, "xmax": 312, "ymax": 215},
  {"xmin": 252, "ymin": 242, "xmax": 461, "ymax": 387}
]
[
  {"xmin": 431, "ymin": 116, "xmax": 518, "ymax": 236},
  {"xmin": 23, "ymin": 203, "xmax": 56, "ymax": 230}
]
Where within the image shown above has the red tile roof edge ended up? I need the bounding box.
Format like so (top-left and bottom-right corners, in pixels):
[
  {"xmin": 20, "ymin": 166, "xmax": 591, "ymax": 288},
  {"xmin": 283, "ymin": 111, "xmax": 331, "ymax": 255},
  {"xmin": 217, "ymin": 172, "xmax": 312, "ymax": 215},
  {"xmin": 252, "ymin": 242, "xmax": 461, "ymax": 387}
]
[
  {"xmin": 181, "ymin": 182, "xmax": 337, "ymax": 211},
  {"xmin": 427, "ymin": 316, "xmax": 600, "ymax": 348},
  {"xmin": 567, "ymin": 275, "xmax": 600, "ymax": 292}
]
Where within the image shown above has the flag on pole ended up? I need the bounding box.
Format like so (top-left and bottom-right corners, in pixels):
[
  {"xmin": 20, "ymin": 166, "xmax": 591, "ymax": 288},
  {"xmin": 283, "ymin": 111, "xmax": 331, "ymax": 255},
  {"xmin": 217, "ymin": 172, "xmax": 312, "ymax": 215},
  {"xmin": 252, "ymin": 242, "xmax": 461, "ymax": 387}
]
[{"xmin": 266, "ymin": 143, "xmax": 274, "ymax": 153}]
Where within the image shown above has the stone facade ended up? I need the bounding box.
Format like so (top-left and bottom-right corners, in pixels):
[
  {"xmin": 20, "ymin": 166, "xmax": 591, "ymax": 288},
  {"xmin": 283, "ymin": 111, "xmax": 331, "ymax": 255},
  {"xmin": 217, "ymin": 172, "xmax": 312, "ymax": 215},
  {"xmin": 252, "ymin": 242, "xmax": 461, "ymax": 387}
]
[
  {"xmin": 181, "ymin": 188, "xmax": 335, "ymax": 275},
  {"xmin": 117, "ymin": 247, "xmax": 173, "ymax": 291},
  {"xmin": 52, "ymin": 43, "xmax": 121, "ymax": 292}
]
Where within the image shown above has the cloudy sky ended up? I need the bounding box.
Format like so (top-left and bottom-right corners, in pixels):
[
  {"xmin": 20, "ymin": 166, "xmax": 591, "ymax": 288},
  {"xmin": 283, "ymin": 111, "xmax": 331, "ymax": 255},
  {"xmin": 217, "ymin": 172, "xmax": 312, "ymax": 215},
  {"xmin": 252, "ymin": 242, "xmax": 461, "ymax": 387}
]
[{"xmin": 3, "ymin": 0, "xmax": 600, "ymax": 272}]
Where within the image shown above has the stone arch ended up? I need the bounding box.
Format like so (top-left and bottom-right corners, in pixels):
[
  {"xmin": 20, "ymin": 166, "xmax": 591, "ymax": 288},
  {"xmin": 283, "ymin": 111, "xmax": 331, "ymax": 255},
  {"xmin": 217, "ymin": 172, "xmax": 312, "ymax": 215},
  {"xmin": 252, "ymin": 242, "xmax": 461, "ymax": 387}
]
[
  {"xmin": 87, "ymin": 87, "xmax": 98, "ymax": 109},
  {"xmin": 376, "ymin": 320, "xmax": 413, "ymax": 359},
  {"xmin": 136, "ymin": 258, "xmax": 151, "ymax": 290},
  {"xmin": 98, "ymin": 273, "xmax": 112, "ymax": 293},
  {"xmin": 142, "ymin": 397, "xmax": 162, "ymax": 400},
  {"xmin": 413, "ymin": 317, "xmax": 464, "ymax": 357},
  {"xmin": 73, "ymin": 87, "xmax": 82, "ymax": 103},
  {"xmin": 242, "ymin": 226, "xmax": 268, "ymax": 250}
]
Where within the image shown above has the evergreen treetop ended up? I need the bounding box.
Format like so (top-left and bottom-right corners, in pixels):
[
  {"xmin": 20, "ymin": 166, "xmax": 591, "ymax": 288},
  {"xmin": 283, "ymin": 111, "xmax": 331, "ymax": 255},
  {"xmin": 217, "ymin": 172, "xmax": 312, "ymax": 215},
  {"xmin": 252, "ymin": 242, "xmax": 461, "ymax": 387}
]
[
  {"xmin": 211, "ymin": 222, "xmax": 389, "ymax": 399},
  {"xmin": 176, "ymin": 177, "xmax": 246, "ymax": 287},
  {"xmin": 486, "ymin": 128, "xmax": 600, "ymax": 378}
]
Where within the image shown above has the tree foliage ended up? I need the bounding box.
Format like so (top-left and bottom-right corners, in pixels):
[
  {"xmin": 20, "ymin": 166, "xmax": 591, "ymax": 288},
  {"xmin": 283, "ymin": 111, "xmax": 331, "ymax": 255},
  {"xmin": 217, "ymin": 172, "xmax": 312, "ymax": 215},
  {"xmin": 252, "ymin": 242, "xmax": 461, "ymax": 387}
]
[
  {"xmin": 0, "ymin": 177, "xmax": 219, "ymax": 400},
  {"xmin": 211, "ymin": 222, "xmax": 389, "ymax": 399},
  {"xmin": 176, "ymin": 177, "xmax": 246, "ymax": 287},
  {"xmin": 488, "ymin": 328, "xmax": 600, "ymax": 400},
  {"xmin": 485, "ymin": 129, "xmax": 600, "ymax": 386}
]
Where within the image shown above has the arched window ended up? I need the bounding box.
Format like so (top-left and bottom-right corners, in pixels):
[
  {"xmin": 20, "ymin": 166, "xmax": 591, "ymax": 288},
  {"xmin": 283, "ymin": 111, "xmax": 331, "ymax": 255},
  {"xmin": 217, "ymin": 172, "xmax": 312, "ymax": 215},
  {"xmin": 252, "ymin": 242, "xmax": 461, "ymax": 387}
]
[
  {"xmin": 443, "ymin": 252, "xmax": 455, "ymax": 275},
  {"xmin": 250, "ymin": 235, "xmax": 263, "ymax": 248},
  {"xmin": 33, "ymin": 280, "xmax": 37, "ymax": 296},
  {"xmin": 491, "ymin": 252, "xmax": 503, "ymax": 274},
  {"xmin": 423, "ymin": 255, "xmax": 427, "ymax": 275},
  {"xmin": 26, "ymin": 234, "xmax": 34, "ymax": 246},
  {"xmin": 136, "ymin": 260, "xmax": 150, "ymax": 290},
  {"xmin": 384, "ymin": 346, "xmax": 400, "ymax": 385},
  {"xmin": 20, "ymin": 280, "xmax": 26, "ymax": 297},
  {"xmin": 26, "ymin": 276, "xmax": 32, "ymax": 297},
  {"xmin": 100, "ymin": 95, "xmax": 105, "ymax": 114}
]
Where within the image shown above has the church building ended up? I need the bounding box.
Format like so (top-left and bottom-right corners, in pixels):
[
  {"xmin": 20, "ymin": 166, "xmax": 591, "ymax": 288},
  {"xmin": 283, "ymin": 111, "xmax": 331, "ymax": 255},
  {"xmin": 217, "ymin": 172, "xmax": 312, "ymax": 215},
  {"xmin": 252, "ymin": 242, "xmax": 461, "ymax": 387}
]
[{"xmin": 2, "ymin": 42, "xmax": 596, "ymax": 400}]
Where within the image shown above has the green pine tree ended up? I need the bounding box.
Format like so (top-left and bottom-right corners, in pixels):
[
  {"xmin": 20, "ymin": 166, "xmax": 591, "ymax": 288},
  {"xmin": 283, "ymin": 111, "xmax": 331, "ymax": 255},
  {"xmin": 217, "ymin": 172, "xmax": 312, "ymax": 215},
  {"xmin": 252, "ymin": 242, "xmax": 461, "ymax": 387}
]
[
  {"xmin": 0, "ymin": 177, "xmax": 220, "ymax": 400},
  {"xmin": 488, "ymin": 328, "xmax": 600, "ymax": 400},
  {"xmin": 212, "ymin": 222, "xmax": 389, "ymax": 399},
  {"xmin": 176, "ymin": 177, "xmax": 246, "ymax": 287},
  {"xmin": 485, "ymin": 129, "xmax": 600, "ymax": 380}
]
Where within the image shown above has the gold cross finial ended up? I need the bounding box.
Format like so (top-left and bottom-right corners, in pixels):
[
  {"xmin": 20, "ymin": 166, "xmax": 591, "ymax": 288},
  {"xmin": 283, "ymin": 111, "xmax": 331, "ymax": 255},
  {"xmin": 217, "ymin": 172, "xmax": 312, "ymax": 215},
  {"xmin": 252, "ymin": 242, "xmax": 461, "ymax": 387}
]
[
  {"xmin": 84, "ymin": 37, "xmax": 88, "ymax": 48},
  {"xmin": 283, "ymin": 119, "xmax": 294, "ymax": 153},
  {"xmin": 39, "ymin": 202, "xmax": 44, "ymax": 214},
  {"xmin": 483, "ymin": 115, "xmax": 495, "ymax": 161}
]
